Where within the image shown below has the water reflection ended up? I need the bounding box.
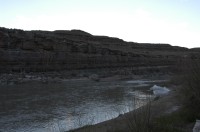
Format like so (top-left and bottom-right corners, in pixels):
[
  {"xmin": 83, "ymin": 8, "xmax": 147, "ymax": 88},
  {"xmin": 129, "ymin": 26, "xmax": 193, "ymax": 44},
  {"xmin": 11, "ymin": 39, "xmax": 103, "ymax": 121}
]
[{"xmin": 0, "ymin": 79, "xmax": 166, "ymax": 132}]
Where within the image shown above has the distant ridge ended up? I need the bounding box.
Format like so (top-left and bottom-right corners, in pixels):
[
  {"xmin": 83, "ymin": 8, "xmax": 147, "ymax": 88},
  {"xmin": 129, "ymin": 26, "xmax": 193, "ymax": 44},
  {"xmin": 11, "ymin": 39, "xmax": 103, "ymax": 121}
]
[
  {"xmin": 0, "ymin": 27, "xmax": 199, "ymax": 73},
  {"xmin": 54, "ymin": 29, "xmax": 92, "ymax": 36}
]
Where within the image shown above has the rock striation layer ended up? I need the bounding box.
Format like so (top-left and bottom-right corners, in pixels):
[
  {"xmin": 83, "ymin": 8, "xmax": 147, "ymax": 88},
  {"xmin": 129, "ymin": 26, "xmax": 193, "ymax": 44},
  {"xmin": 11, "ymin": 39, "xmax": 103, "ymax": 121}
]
[{"xmin": 0, "ymin": 27, "xmax": 199, "ymax": 73}]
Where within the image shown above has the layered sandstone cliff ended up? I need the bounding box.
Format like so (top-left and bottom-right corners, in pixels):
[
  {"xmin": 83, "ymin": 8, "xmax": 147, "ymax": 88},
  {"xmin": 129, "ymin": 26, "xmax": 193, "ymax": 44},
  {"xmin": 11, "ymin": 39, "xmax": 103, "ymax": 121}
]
[{"xmin": 0, "ymin": 27, "xmax": 198, "ymax": 73}]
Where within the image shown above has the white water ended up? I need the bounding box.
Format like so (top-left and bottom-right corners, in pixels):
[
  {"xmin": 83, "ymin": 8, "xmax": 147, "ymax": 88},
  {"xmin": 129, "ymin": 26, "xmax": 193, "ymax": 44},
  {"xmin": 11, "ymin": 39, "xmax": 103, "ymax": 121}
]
[{"xmin": 150, "ymin": 85, "xmax": 170, "ymax": 96}]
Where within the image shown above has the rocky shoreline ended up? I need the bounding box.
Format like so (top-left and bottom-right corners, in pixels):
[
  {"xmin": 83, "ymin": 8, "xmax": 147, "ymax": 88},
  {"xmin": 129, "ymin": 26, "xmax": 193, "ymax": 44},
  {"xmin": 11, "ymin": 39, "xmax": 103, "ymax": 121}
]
[{"xmin": 0, "ymin": 65, "xmax": 172, "ymax": 85}]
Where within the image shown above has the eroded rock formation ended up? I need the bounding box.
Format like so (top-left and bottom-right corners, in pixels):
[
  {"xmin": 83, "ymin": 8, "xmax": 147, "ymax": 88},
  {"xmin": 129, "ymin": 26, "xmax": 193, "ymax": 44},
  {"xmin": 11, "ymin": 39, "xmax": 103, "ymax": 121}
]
[{"xmin": 0, "ymin": 27, "xmax": 199, "ymax": 73}]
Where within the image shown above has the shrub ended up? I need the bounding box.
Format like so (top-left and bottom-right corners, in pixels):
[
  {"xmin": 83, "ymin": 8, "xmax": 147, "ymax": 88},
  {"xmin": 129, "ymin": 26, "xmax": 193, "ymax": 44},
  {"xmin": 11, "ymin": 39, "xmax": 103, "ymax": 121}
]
[
  {"xmin": 181, "ymin": 58, "xmax": 200, "ymax": 115},
  {"xmin": 123, "ymin": 97, "xmax": 152, "ymax": 132}
]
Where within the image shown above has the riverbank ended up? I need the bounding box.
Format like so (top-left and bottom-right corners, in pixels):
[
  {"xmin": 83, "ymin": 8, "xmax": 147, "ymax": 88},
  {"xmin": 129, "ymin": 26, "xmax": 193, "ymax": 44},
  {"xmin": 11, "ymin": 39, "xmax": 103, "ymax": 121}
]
[
  {"xmin": 0, "ymin": 66, "xmax": 171, "ymax": 85},
  {"xmin": 68, "ymin": 84, "xmax": 194, "ymax": 132}
]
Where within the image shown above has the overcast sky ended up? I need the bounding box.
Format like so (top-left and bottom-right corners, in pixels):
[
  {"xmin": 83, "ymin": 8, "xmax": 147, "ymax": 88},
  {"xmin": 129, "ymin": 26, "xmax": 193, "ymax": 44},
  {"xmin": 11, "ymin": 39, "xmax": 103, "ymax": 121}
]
[{"xmin": 0, "ymin": 0, "xmax": 199, "ymax": 48}]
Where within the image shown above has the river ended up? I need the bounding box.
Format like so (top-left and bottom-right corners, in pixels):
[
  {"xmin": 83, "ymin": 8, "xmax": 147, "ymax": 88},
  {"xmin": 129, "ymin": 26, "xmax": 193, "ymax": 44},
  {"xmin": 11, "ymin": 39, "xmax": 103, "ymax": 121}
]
[{"xmin": 0, "ymin": 78, "xmax": 168, "ymax": 132}]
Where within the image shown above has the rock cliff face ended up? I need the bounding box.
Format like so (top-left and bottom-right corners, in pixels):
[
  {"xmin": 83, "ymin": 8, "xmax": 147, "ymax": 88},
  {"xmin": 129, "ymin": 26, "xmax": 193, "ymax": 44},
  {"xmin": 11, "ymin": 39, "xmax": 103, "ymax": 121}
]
[{"xmin": 0, "ymin": 27, "xmax": 199, "ymax": 73}]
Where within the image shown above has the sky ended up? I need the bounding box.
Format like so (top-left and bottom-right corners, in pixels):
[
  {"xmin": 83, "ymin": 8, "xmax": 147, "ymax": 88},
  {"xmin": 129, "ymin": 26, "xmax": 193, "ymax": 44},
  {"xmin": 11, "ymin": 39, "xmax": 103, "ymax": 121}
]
[{"xmin": 0, "ymin": 0, "xmax": 200, "ymax": 48}]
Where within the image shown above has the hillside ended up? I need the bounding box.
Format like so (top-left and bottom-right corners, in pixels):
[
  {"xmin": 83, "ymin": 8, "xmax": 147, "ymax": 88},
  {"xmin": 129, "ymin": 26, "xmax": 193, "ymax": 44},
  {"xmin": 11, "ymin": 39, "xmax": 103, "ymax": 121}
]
[{"xmin": 0, "ymin": 27, "xmax": 199, "ymax": 73}]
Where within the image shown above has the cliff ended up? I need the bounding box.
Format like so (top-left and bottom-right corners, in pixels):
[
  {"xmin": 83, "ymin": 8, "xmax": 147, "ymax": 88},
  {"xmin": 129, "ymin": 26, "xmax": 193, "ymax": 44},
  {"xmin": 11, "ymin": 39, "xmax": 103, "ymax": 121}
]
[{"xmin": 0, "ymin": 27, "xmax": 198, "ymax": 73}]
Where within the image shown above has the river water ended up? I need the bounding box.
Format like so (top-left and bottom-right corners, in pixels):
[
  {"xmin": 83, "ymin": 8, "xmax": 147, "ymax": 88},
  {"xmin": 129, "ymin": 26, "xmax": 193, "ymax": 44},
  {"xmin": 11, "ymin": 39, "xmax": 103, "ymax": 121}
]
[{"xmin": 0, "ymin": 78, "xmax": 167, "ymax": 132}]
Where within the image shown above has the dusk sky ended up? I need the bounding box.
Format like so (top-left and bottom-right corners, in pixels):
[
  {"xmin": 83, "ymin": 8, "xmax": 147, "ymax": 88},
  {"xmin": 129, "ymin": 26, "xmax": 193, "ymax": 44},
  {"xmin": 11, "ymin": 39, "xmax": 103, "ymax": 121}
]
[{"xmin": 0, "ymin": 0, "xmax": 199, "ymax": 48}]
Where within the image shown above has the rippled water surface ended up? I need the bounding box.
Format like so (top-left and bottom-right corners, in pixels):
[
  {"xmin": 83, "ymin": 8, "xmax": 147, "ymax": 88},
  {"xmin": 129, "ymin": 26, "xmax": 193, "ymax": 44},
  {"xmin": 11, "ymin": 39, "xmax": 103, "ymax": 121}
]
[{"xmin": 0, "ymin": 78, "xmax": 166, "ymax": 132}]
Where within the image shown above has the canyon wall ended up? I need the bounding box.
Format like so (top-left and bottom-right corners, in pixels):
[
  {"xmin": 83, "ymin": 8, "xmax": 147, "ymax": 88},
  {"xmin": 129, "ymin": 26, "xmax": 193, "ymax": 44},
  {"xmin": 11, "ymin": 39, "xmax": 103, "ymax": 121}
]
[{"xmin": 0, "ymin": 27, "xmax": 199, "ymax": 73}]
